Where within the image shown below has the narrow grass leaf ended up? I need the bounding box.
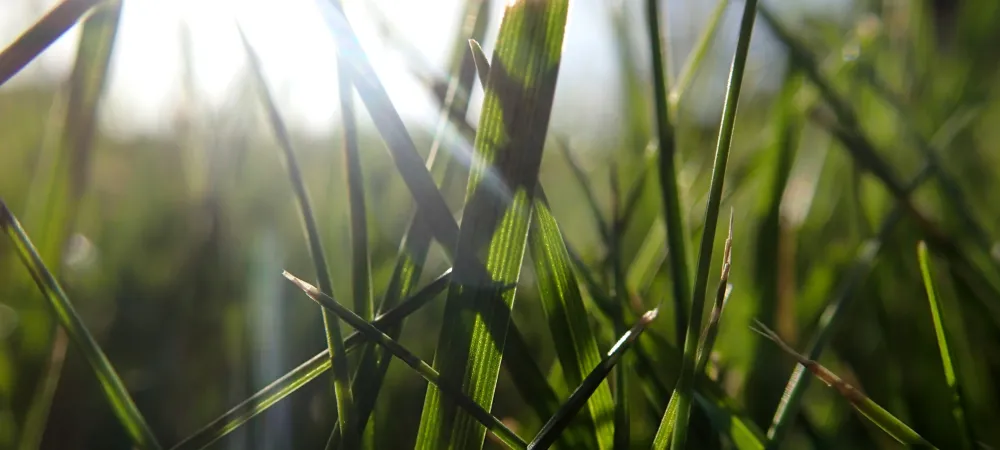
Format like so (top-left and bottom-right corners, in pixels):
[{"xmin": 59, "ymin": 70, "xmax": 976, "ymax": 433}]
[
  {"xmin": 284, "ymin": 272, "xmax": 528, "ymax": 450},
  {"xmin": 646, "ymin": 0, "xmax": 692, "ymax": 348},
  {"xmin": 609, "ymin": 167, "xmax": 631, "ymax": 449},
  {"xmin": 237, "ymin": 29, "xmax": 356, "ymax": 447},
  {"xmin": 669, "ymin": 0, "xmax": 729, "ymax": 110},
  {"xmin": 528, "ymin": 309, "xmax": 659, "ymax": 450},
  {"xmin": 529, "ymin": 196, "xmax": 614, "ymax": 450},
  {"xmin": 917, "ymin": 242, "xmax": 974, "ymax": 450},
  {"xmin": 751, "ymin": 321, "xmax": 937, "ymax": 448},
  {"xmin": 556, "ymin": 140, "xmax": 610, "ymax": 243},
  {"xmin": 666, "ymin": 2, "xmax": 758, "ymax": 448},
  {"xmin": 0, "ymin": 0, "xmax": 104, "ymax": 86},
  {"xmin": 0, "ymin": 201, "xmax": 161, "ymax": 450},
  {"xmin": 170, "ymin": 272, "xmax": 452, "ymax": 450},
  {"xmin": 415, "ymin": 0, "xmax": 571, "ymax": 448}
]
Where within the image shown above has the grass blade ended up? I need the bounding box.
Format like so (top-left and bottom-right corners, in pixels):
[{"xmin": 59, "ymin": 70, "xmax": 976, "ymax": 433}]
[
  {"xmin": 284, "ymin": 272, "xmax": 528, "ymax": 450},
  {"xmin": 669, "ymin": 0, "xmax": 729, "ymax": 110},
  {"xmin": 609, "ymin": 168, "xmax": 631, "ymax": 449},
  {"xmin": 647, "ymin": 0, "xmax": 692, "ymax": 348},
  {"xmin": 529, "ymin": 194, "xmax": 614, "ymax": 450},
  {"xmin": 750, "ymin": 321, "xmax": 937, "ymax": 448},
  {"xmin": 0, "ymin": 0, "xmax": 104, "ymax": 86},
  {"xmin": 414, "ymin": 0, "xmax": 571, "ymax": 448},
  {"xmin": 0, "ymin": 201, "xmax": 161, "ymax": 450},
  {"xmin": 238, "ymin": 28, "xmax": 356, "ymax": 447},
  {"xmin": 664, "ymin": 1, "xmax": 758, "ymax": 448},
  {"xmin": 917, "ymin": 241, "xmax": 974, "ymax": 450},
  {"xmin": 528, "ymin": 309, "xmax": 659, "ymax": 450},
  {"xmin": 555, "ymin": 140, "xmax": 611, "ymax": 244}
]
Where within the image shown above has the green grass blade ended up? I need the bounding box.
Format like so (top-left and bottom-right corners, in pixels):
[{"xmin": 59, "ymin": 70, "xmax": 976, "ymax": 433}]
[
  {"xmin": 751, "ymin": 321, "xmax": 937, "ymax": 448},
  {"xmin": 284, "ymin": 272, "xmax": 528, "ymax": 450},
  {"xmin": 917, "ymin": 242, "xmax": 974, "ymax": 450},
  {"xmin": 646, "ymin": 0, "xmax": 692, "ymax": 348},
  {"xmin": 237, "ymin": 28, "xmax": 356, "ymax": 447},
  {"xmin": 555, "ymin": 140, "xmax": 611, "ymax": 243},
  {"xmin": 415, "ymin": 0, "xmax": 571, "ymax": 447},
  {"xmin": 609, "ymin": 168, "xmax": 631, "ymax": 449},
  {"xmin": 0, "ymin": 0, "xmax": 104, "ymax": 86},
  {"xmin": 664, "ymin": 1, "xmax": 758, "ymax": 448},
  {"xmin": 317, "ymin": 2, "xmax": 462, "ymax": 255},
  {"xmin": 669, "ymin": 0, "xmax": 729, "ymax": 110},
  {"xmin": 529, "ymin": 195, "xmax": 614, "ymax": 450},
  {"xmin": 528, "ymin": 310, "xmax": 659, "ymax": 450},
  {"xmin": 0, "ymin": 201, "xmax": 161, "ymax": 450},
  {"xmin": 170, "ymin": 272, "xmax": 451, "ymax": 450}
]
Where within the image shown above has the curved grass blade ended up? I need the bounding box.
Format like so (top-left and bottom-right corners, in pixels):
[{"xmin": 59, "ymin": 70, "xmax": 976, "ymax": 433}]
[
  {"xmin": 0, "ymin": 201, "xmax": 161, "ymax": 450},
  {"xmin": 652, "ymin": 212, "xmax": 734, "ymax": 448},
  {"xmin": 237, "ymin": 28, "xmax": 356, "ymax": 447},
  {"xmin": 647, "ymin": 0, "xmax": 692, "ymax": 348},
  {"xmin": 529, "ymin": 195, "xmax": 614, "ymax": 450},
  {"xmin": 528, "ymin": 309, "xmax": 659, "ymax": 450},
  {"xmin": 0, "ymin": 0, "xmax": 104, "ymax": 86},
  {"xmin": 170, "ymin": 272, "xmax": 451, "ymax": 450},
  {"xmin": 917, "ymin": 242, "xmax": 974, "ymax": 450},
  {"xmin": 665, "ymin": 1, "xmax": 758, "ymax": 448},
  {"xmin": 415, "ymin": 0, "xmax": 571, "ymax": 447},
  {"xmin": 669, "ymin": 0, "xmax": 729, "ymax": 110},
  {"xmin": 284, "ymin": 272, "xmax": 528, "ymax": 450},
  {"xmin": 750, "ymin": 320, "xmax": 937, "ymax": 448},
  {"xmin": 19, "ymin": 3, "xmax": 122, "ymax": 447},
  {"xmin": 332, "ymin": 2, "xmax": 492, "ymax": 445}
]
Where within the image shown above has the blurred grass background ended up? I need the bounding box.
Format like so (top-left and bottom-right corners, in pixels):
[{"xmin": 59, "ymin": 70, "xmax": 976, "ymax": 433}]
[{"xmin": 1, "ymin": 0, "xmax": 999, "ymax": 448}]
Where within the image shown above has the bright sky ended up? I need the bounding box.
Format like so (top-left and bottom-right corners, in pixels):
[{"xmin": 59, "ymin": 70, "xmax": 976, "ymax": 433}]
[{"xmin": 1, "ymin": 0, "xmax": 852, "ymax": 140}]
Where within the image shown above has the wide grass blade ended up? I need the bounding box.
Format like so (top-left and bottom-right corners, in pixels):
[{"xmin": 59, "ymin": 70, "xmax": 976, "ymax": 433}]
[
  {"xmin": 0, "ymin": 201, "xmax": 161, "ymax": 450},
  {"xmin": 917, "ymin": 241, "xmax": 974, "ymax": 450},
  {"xmin": 414, "ymin": 0, "xmax": 571, "ymax": 448},
  {"xmin": 169, "ymin": 272, "xmax": 452, "ymax": 450},
  {"xmin": 529, "ymin": 195, "xmax": 614, "ymax": 450},
  {"xmin": 751, "ymin": 321, "xmax": 937, "ymax": 448},
  {"xmin": 646, "ymin": 0, "xmax": 692, "ymax": 348},
  {"xmin": 528, "ymin": 309, "xmax": 659, "ymax": 450},
  {"xmin": 665, "ymin": 1, "xmax": 758, "ymax": 448},
  {"xmin": 0, "ymin": 0, "xmax": 105, "ymax": 86},
  {"xmin": 284, "ymin": 272, "xmax": 528, "ymax": 450},
  {"xmin": 237, "ymin": 28, "xmax": 356, "ymax": 447},
  {"xmin": 652, "ymin": 212, "xmax": 734, "ymax": 448}
]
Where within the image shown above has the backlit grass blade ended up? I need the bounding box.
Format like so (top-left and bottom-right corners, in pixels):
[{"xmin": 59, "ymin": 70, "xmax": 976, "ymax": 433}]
[
  {"xmin": 316, "ymin": 1, "xmax": 462, "ymax": 254},
  {"xmin": 334, "ymin": 2, "xmax": 491, "ymax": 444},
  {"xmin": 284, "ymin": 272, "xmax": 528, "ymax": 450},
  {"xmin": 528, "ymin": 195, "xmax": 614, "ymax": 450},
  {"xmin": 170, "ymin": 272, "xmax": 451, "ymax": 450},
  {"xmin": 751, "ymin": 321, "xmax": 937, "ymax": 448},
  {"xmin": 18, "ymin": 3, "xmax": 121, "ymax": 447},
  {"xmin": 917, "ymin": 242, "xmax": 974, "ymax": 450},
  {"xmin": 652, "ymin": 211, "xmax": 734, "ymax": 448},
  {"xmin": 528, "ymin": 309, "xmax": 659, "ymax": 450},
  {"xmin": 647, "ymin": 0, "xmax": 692, "ymax": 347},
  {"xmin": 0, "ymin": 0, "xmax": 104, "ymax": 86},
  {"xmin": 237, "ymin": 28, "xmax": 356, "ymax": 447},
  {"xmin": 669, "ymin": 0, "xmax": 729, "ymax": 110},
  {"xmin": 0, "ymin": 201, "xmax": 161, "ymax": 450},
  {"xmin": 665, "ymin": 1, "xmax": 758, "ymax": 448},
  {"xmin": 415, "ymin": 0, "xmax": 571, "ymax": 448}
]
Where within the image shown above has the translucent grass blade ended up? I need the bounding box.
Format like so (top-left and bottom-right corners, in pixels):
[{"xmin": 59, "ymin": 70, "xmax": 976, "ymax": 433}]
[
  {"xmin": 669, "ymin": 0, "xmax": 729, "ymax": 110},
  {"xmin": 0, "ymin": 201, "xmax": 161, "ymax": 450},
  {"xmin": 19, "ymin": 3, "xmax": 122, "ymax": 447},
  {"xmin": 917, "ymin": 241, "xmax": 974, "ymax": 450},
  {"xmin": 528, "ymin": 309, "xmax": 659, "ymax": 450},
  {"xmin": 652, "ymin": 212, "xmax": 734, "ymax": 448},
  {"xmin": 169, "ymin": 272, "xmax": 451, "ymax": 450},
  {"xmin": 332, "ymin": 2, "xmax": 491, "ymax": 444},
  {"xmin": 666, "ymin": 1, "xmax": 758, "ymax": 448},
  {"xmin": 528, "ymin": 195, "xmax": 614, "ymax": 450},
  {"xmin": 751, "ymin": 320, "xmax": 937, "ymax": 448},
  {"xmin": 284, "ymin": 272, "xmax": 528, "ymax": 450},
  {"xmin": 237, "ymin": 28, "xmax": 356, "ymax": 446},
  {"xmin": 647, "ymin": 0, "xmax": 692, "ymax": 347},
  {"xmin": 415, "ymin": 0, "xmax": 571, "ymax": 447},
  {"xmin": 0, "ymin": 0, "xmax": 104, "ymax": 86}
]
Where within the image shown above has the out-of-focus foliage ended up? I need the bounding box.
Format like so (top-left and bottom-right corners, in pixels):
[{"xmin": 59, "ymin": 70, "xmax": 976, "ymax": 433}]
[{"xmin": 1, "ymin": 0, "xmax": 999, "ymax": 448}]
